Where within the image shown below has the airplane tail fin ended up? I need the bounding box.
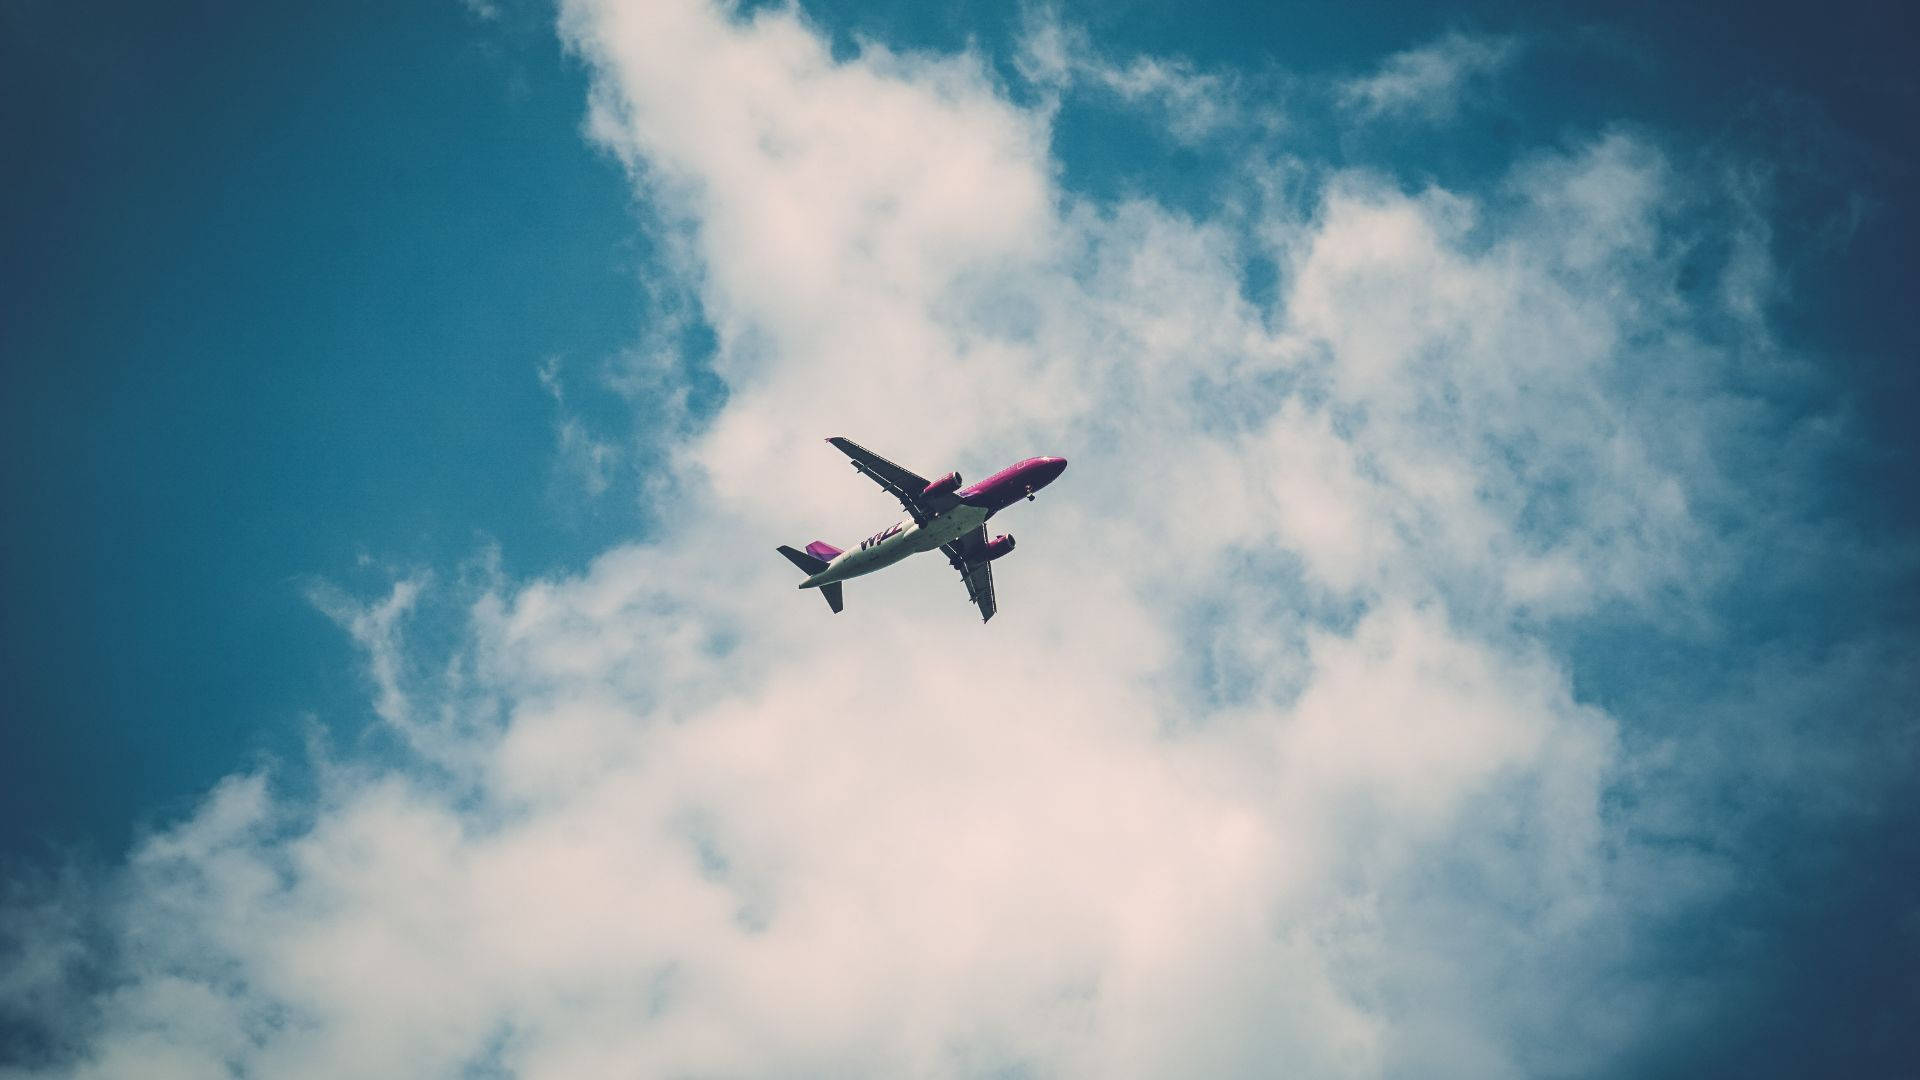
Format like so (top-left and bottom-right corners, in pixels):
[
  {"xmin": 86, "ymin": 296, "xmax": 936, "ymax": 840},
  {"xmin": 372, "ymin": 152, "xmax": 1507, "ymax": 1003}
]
[
  {"xmin": 776, "ymin": 545, "xmax": 829, "ymax": 576},
  {"xmin": 776, "ymin": 544, "xmax": 845, "ymax": 615}
]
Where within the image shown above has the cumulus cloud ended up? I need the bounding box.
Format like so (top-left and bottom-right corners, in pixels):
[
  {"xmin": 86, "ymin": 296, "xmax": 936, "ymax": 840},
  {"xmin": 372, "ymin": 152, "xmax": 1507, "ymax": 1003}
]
[
  {"xmin": 1339, "ymin": 30, "xmax": 1517, "ymax": 124},
  {"xmin": 2, "ymin": 2, "xmax": 1898, "ymax": 1078}
]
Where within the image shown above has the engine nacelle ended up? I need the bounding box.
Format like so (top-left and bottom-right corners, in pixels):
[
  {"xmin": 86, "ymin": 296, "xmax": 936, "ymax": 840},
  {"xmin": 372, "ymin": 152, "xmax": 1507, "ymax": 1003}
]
[
  {"xmin": 922, "ymin": 471, "xmax": 962, "ymax": 498},
  {"xmin": 983, "ymin": 534, "xmax": 1015, "ymax": 561}
]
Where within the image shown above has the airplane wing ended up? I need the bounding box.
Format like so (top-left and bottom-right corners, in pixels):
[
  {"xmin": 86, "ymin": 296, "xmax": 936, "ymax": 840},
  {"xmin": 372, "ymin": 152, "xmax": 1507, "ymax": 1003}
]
[
  {"xmin": 942, "ymin": 526, "xmax": 997, "ymax": 623},
  {"xmin": 827, "ymin": 436, "xmax": 940, "ymax": 523}
]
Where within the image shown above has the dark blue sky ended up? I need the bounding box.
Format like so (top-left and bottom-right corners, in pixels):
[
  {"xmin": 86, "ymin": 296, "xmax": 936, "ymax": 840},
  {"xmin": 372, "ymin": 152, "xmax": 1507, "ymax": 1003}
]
[
  {"xmin": 2, "ymin": 0, "xmax": 1916, "ymax": 1074},
  {"xmin": 3, "ymin": 0, "xmax": 655, "ymax": 859}
]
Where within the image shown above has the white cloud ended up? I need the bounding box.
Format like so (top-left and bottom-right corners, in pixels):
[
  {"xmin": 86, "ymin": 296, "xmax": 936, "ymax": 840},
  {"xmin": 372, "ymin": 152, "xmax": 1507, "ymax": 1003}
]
[
  {"xmin": 539, "ymin": 357, "xmax": 621, "ymax": 499},
  {"xmin": 1339, "ymin": 31, "xmax": 1518, "ymax": 124},
  {"xmin": 1016, "ymin": 8, "xmax": 1251, "ymax": 143},
  {"xmin": 0, "ymin": 2, "xmax": 1866, "ymax": 1078}
]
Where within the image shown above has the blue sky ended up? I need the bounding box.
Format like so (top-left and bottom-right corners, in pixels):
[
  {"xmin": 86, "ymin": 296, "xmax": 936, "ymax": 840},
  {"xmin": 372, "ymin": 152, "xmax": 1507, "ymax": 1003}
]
[
  {"xmin": 2, "ymin": 1, "xmax": 653, "ymax": 857},
  {"xmin": 2, "ymin": 0, "xmax": 1916, "ymax": 1076}
]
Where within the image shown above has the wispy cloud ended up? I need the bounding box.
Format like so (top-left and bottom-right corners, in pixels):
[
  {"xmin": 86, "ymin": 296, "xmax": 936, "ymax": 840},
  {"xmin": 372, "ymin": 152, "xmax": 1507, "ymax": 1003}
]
[
  {"xmin": 1017, "ymin": 8, "xmax": 1253, "ymax": 143},
  {"xmin": 0, "ymin": 1, "xmax": 1901, "ymax": 1076},
  {"xmin": 1339, "ymin": 30, "xmax": 1518, "ymax": 124},
  {"xmin": 540, "ymin": 356, "xmax": 622, "ymax": 499}
]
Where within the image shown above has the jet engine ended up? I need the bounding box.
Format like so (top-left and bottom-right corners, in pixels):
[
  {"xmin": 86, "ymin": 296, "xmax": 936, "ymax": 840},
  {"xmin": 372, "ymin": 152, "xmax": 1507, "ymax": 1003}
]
[
  {"xmin": 922, "ymin": 471, "xmax": 962, "ymax": 498},
  {"xmin": 983, "ymin": 534, "xmax": 1015, "ymax": 561}
]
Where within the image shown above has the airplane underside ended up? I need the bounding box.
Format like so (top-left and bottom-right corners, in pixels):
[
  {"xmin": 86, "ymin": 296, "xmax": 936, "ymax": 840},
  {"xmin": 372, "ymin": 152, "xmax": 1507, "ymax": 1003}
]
[
  {"xmin": 804, "ymin": 503, "xmax": 991, "ymax": 589},
  {"xmin": 776, "ymin": 437, "xmax": 1067, "ymax": 622}
]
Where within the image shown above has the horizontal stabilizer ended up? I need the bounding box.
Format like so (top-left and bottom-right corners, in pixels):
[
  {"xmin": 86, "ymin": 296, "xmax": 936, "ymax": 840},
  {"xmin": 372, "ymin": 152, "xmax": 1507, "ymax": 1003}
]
[
  {"xmin": 776, "ymin": 544, "xmax": 830, "ymax": 575},
  {"xmin": 820, "ymin": 582, "xmax": 844, "ymax": 614}
]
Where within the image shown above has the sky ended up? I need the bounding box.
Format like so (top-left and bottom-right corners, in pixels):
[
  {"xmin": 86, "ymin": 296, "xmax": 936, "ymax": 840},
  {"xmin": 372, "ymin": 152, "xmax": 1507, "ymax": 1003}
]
[{"xmin": 1, "ymin": 0, "xmax": 1916, "ymax": 1076}]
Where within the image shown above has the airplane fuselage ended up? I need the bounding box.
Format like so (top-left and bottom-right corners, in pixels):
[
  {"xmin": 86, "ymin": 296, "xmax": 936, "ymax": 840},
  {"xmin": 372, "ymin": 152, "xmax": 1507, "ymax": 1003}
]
[
  {"xmin": 780, "ymin": 447, "xmax": 1067, "ymax": 620},
  {"xmin": 800, "ymin": 455, "xmax": 1068, "ymax": 589},
  {"xmin": 801, "ymin": 502, "xmax": 992, "ymax": 588}
]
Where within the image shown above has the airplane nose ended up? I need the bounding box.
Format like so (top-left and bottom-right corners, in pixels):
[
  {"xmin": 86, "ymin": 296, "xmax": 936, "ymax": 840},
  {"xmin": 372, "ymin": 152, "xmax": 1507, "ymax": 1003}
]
[{"xmin": 1041, "ymin": 457, "xmax": 1068, "ymax": 484}]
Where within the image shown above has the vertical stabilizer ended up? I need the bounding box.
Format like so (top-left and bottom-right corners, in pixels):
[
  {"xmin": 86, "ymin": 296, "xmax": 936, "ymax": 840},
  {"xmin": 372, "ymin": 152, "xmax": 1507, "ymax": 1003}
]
[
  {"xmin": 776, "ymin": 545, "xmax": 846, "ymax": 615},
  {"xmin": 776, "ymin": 545, "xmax": 830, "ymax": 575}
]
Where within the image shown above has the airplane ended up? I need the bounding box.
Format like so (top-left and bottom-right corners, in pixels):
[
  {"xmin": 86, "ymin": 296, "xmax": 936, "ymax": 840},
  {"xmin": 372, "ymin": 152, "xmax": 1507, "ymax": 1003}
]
[{"xmin": 776, "ymin": 437, "xmax": 1069, "ymax": 622}]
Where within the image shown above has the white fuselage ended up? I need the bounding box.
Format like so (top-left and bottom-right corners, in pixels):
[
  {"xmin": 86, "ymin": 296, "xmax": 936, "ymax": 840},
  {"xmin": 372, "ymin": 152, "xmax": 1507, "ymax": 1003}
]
[{"xmin": 803, "ymin": 503, "xmax": 992, "ymax": 588}]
